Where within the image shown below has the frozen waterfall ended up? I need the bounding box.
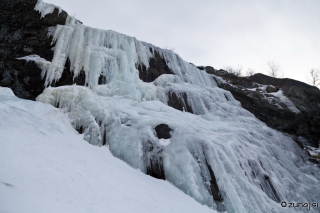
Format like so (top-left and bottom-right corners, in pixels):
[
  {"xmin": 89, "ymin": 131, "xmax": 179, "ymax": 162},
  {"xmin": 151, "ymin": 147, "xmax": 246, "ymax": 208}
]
[{"xmin": 29, "ymin": 1, "xmax": 320, "ymax": 212}]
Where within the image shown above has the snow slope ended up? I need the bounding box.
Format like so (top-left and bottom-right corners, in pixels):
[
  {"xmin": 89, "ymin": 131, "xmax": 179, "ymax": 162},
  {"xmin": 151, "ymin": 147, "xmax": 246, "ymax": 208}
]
[{"xmin": 0, "ymin": 87, "xmax": 214, "ymax": 213}]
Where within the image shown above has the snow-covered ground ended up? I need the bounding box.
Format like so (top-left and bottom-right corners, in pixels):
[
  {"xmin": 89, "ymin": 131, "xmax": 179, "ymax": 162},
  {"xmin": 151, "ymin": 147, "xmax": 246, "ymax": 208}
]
[{"xmin": 0, "ymin": 88, "xmax": 214, "ymax": 213}]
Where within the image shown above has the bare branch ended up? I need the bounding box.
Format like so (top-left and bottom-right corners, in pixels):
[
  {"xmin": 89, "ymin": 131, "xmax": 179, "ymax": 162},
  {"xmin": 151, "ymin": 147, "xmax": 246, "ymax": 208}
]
[
  {"xmin": 246, "ymin": 68, "xmax": 255, "ymax": 77},
  {"xmin": 267, "ymin": 61, "xmax": 284, "ymax": 78},
  {"xmin": 309, "ymin": 68, "xmax": 320, "ymax": 87},
  {"xmin": 224, "ymin": 65, "xmax": 243, "ymax": 77}
]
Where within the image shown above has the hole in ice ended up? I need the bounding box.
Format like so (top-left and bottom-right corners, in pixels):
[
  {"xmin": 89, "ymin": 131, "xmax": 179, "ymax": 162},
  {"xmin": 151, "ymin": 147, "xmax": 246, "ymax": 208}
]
[
  {"xmin": 76, "ymin": 126, "xmax": 84, "ymax": 134},
  {"xmin": 155, "ymin": 124, "xmax": 172, "ymax": 139}
]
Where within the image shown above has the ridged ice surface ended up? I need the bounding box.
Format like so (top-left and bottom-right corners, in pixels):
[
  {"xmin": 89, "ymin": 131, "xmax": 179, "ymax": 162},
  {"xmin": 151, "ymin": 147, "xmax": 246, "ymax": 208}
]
[{"xmin": 33, "ymin": 1, "xmax": 320, "ymax": 212}]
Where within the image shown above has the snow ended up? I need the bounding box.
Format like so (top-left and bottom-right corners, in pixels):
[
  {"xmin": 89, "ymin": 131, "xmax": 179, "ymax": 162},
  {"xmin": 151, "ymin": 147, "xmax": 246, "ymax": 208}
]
[
  {"xmin": 159, "ymin": 139, "xmax": 171, "ymax": 146},
  {"xmin": 34, "ymin": 0, "xmax": 62, "ymax": 18},
  {"xmin": 0, "ymin": 87, "xmax": 15, "ymax": 97},
  {"xmin": 34, "ymin": 0, "xmax": 80, "ymax": 25},
  {"xmin": 305, "ymin": 146, "xmax": 320, "ymax": 159},
  {"xmin": 0, "ymin": 87, "xmax": 214, "ymax": 213},
  {"xmin": 268, "ymin": 90, "xmax": 301, "ymax": 113},
  {"xmin": 244, "ymin": 85, "xmax": 301, "ymax": 113}
]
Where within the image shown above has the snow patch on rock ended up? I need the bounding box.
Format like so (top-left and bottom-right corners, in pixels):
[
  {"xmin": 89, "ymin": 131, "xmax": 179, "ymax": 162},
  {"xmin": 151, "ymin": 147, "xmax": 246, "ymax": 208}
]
[{"xmin": 268, "ymin": 90, "xmax": 300, "ymax": 113}]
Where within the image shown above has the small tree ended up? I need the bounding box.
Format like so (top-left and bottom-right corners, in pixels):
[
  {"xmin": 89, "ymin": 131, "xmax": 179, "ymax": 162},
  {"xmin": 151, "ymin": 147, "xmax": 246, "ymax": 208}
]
[
  {"xmin": 246, "ymin": 68, "xmax": 255, "ymax": 77},
  {"xmin": 309, "ymin": 68, "xmax": 320, "ymax": 87},
  {"xmin": 224, "ymin": 65, "xmax": 243, "ymax": 77},
  {"xmin": 267, "ymin": 61, "xmax": 284, "ymax": 78}
]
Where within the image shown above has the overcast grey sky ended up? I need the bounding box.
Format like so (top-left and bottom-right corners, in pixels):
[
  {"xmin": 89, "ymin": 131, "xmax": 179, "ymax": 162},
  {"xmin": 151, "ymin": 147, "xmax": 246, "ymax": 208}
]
[{"xmin": 47, "ymin": 0, "xmax": 320, "ymax": 84}]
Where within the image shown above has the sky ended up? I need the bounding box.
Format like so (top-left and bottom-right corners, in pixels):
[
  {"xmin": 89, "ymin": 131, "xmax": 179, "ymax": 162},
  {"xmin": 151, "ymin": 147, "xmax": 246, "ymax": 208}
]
[{"xmin": 46, "ymin": 0, "xmax": 320, "ymax": 84}]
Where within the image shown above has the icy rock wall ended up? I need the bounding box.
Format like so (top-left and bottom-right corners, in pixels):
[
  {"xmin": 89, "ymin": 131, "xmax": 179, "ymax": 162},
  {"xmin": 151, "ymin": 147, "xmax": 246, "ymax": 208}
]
[
  {"xmin": 34, "ymin": 0, "xmax": 62, "ymax": 18},
  {"xmin": 34, "ymin": 1, "xmax": 320, "ymax": 212}
]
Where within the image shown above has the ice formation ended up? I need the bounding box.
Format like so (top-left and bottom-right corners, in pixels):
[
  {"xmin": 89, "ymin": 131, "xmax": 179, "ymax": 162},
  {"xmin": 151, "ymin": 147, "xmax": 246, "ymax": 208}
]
[
  {"xmin": 16, "ymin": 55, "xmax": 51, "ymax": 79},
  {"xmin": 34, "ymin": 0, "xmax": 80, "ymax": 25},
  {"xmin": 34, "ymin": 0, "xmax": 62, "ymax": 18},
  {"xmin": 32, "ymin": 1, "xmax": 320, "ymax": 212},
  {"xmin": 0, "ymin": 87, "xmax": 215, "ymax": 213}
]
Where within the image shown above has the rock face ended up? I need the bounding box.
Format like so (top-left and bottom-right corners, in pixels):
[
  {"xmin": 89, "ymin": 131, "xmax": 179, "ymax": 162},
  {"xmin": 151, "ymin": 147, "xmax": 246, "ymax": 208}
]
[
  {"xmin": 249, "ymin": 73, "xmax": 314, "ymax": 88},
  {"xmin": 167, "ymin": 92, "xmax": 194, "ymax": 113},
  {"xmin": 0, "ymin": 0, "xmax": 74, "ymax": 100},
  {"xmin": 204, "ymin": 67, "xmax": 320, "ymax": 149},
  {"xmin": 1, "ymin": 0, "xmax": 175, "ymax": 100},
  {"xmin": 137, "ymin": 50, "xmax": 174, "ymax": 82},
  {"xmin": 144, "ymin": 140, "xmax": 166, "ymax": 180}
]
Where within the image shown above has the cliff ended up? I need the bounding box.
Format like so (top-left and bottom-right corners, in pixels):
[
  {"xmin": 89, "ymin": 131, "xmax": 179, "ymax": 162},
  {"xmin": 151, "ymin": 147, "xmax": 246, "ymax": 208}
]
[{"xmin": 202, "ymin": 66, "xmax": 320, "ymax": 151}]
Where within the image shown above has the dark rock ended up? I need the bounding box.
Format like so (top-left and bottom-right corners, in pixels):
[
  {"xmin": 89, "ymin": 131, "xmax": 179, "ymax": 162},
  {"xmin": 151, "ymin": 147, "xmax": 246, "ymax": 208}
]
[
  {"xmin": 167, "ymin": 92, "xmax": 194, "ymax": 113},
  {"xmin": 266, "ymin": 85, "xmax": 278, "ymax": 93},
  {"xmin": 205, "ymin": 66, "xmax": 215, "ymax": 73},
  {"xmin": 211, "ymin": 70, "xmax": 320, "ymax": 148},
  {"xmin": 263, "ymin": 175, "xmax": 281, "ymax": 203},
  {"xmin": 204, "ymin": 159, "xmax": 223, "ymax": 202},
  {"xmin": 248, "ymin": 160, "xmax": 281, "ymax": 203},
  {"xmin": 76, "ymin": 126, "xmax": 84, "ymax": 134},
  {"xmin": 282, "ymin": 86, "xmax": 320, "ymax": 115},
  {"xmin": 144, "ymin": 141, "xmax": 166, "ymax": 180},
  {"xmin": 193, "ymin": 144, "xmax": 225, "ymax": 211},
  {"xmin": 51, "ymin": 60, "xmax": 86, "ymax": 87},
  {"xmin": 249, "ymin": 73, "xmax": 315, "ymax": 89},
  {"xmin": 23, "ymin": 47, "xmax": 33, "ymax": 53},
  {"xmin": 308, "ymin": 158, "xmax": 320, "ymax": 165},
  {"xmin": 144, "ymin": 123, "xmax": 171, "ymax": 180},
  {"xmin": 204, "ymin": 67, "xmax": 227, "ymax": 76},
  {"xmin": 137, "ymin": 50, "xmax": 174, "ymax": 82},
  {"xmin": 0, "ymin": 0, "xmax": 83, "ymax": 100},
  {"xmin": 155, "ymin": 124, "xmax": 172, "ymax": 139},
  {"xmin": 147, "ymin": 157, "xmax": 166, "ymax": 180},
  {"xmin": 0, "ymin": 70, "xmax": 13, "ymax": 86},
  {"xmin": 206, "ymin": 67, "xmax": 257, "ymax": 89},
  {"xmin": 197, "ymin": 66, "xmax": 205, "ymax": 70}
]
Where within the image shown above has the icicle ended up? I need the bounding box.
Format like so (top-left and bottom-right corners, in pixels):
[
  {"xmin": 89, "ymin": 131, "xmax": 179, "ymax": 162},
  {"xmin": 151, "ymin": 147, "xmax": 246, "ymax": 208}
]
[
  {"xmin": 34, "ymin": 0, "xmax": 62, "ymax": 18},
  {"xmin": 16, "ymin": 55, "xmax": 51, "ymax": 79}
]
